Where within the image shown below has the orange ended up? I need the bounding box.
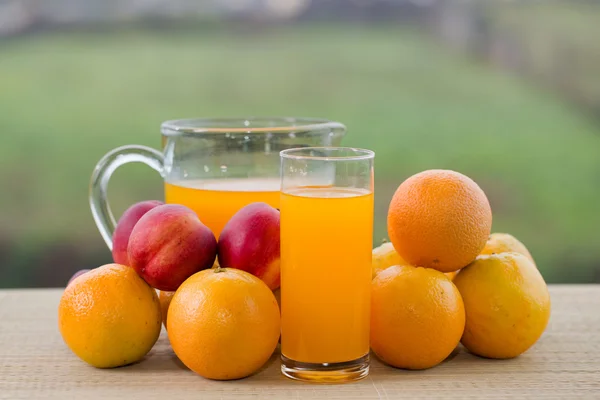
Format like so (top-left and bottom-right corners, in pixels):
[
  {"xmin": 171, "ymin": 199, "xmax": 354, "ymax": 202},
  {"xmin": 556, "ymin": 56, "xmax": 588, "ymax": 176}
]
[
  {"xmin": 370, "ymin": 265, "xmax": 465, "ymax": 370},
  {"xmin": 58, "ymin": 264, "xmax": 162, "ymax": 368},
  {"xmin": 167, "ymin": 268, "xmax": 280, "ymax": 380},
  {"xmin": 453, "ymin": 253, "xmax": 551, "ymax": 359},
  {"xmin": 372, "ymin": 241, "xmax": 458, "ymax": 280},
  {"xmin": 158, "ymin": 290, "xmax": 175, "ymax": 327},
  {"xmin": 372, "ymin": 242, "xmax": 407, "ymax": 278},
  {"xmin": 445, "ymin": 270, "xmax": 459, "ymax": 280},
  {"xmin": 481, "ymin": 233, "xmax": 534, "ymax": 263},
  {"xmin": 387, "ymin": 169, "xmax": 492, "ymax": 273}
]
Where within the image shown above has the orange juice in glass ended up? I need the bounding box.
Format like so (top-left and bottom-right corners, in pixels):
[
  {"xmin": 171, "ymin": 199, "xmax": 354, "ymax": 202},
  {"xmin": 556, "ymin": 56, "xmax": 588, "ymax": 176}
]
[
  {"xmin": 280, "ymin": 147, "xmax": 374, "ymax": 383},
  {"xmin": 90, "ymin": 118, "xmax": 345, "ymax": 248}
]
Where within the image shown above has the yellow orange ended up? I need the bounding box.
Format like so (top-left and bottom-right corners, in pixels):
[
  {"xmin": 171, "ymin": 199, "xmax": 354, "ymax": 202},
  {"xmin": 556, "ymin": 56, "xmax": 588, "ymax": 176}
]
[
  {"xmin": 387, "ymin": 169, "xmax": 492, "ymax": 273},
  {"xmin": 58, "ymin": 264, "xmax": 161, "ymax": 368},
  {"xmin": 453, "ymin": 253, "xmax": 550, "ymax": 359},
  {"xmin": 445, "ymin": 270, "xmax": 459, "ymax": 280},
  {"xmin": 372, "ymin": 242, "xmax": 407, "ymax": 278},
  {"xmin": 481, "ymin": 233, "xmax": 534, "ymax": 263},
  {"xmin": 372, "ymin": 241, "xmax": 458, "ymax": 280},
  {"xmin": 370, "ymin": 265, "xmax": 465, "ymax": 370},
  {"xmin": 167, "ymin": 268, "xmax": 280, "ymax": 380}
]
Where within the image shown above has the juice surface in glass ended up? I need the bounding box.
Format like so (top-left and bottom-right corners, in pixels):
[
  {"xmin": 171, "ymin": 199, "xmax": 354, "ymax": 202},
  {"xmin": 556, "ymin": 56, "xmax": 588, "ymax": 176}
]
[
  {"xmin": 280, "ymin": 186, "xmax": 373, "ymax": 364},
  {"xmin": 165, "ymin": 178, "xmax": 280, "ymax": 238}
]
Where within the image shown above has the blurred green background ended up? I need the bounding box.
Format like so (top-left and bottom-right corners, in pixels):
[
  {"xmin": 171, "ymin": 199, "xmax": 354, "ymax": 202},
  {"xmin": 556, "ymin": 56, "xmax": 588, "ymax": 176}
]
[{"xmin": 1, "ymin": 0, "xmax": 599, "ymax": 287}]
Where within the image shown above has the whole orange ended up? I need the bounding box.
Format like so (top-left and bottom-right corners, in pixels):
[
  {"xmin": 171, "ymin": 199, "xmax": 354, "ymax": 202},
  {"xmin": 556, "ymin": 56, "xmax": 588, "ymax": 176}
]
[
  {"xmin": 372, "ymin": 241, "xmax": 458, "ymax": 280},
  {"xmin": 370, "ymin": 265, "xmax": 465, "ymax": 370},
  {"xmin": 453, "ymin": 252, "xmax": 551, "ymax": 359},
  {"xmin": 372, "ymin": 242, "xmax": 407, "ymax": 279},
  {"xmin": 481, "ymin": 233, "xmax": 534, "ymax": 263},
  {"xmin": 167, "ymin": 268, "xmax": 280, "ymax": 380},
  {"xmin": 158, "ymin": 290, "xmax": 175, "ymax": 327},
  {"xmin": 445, "ymin": 270, "xmax": 459, "ymax": 280},
  {"xmin": 387, "ymin": 169, "xmax": 492, "ymax": 273},
  {"xmin": 58, "ymin": 264, "xmax": 162, "ymax": 368}
]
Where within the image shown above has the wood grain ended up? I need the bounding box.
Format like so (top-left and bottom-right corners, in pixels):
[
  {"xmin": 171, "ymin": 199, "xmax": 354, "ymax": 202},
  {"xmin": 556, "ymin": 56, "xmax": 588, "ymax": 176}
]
[{"xmin": 0, "ymin": 286, "xmax": 599, "ymax": 399}]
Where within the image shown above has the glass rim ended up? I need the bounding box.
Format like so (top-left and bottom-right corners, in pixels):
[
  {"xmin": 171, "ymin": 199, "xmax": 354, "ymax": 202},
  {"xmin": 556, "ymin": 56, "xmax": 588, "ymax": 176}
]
[
  {"xmin": 160, "ymin": 117, "xmax": 346, "ymax": 135},
  {"xmin": 280, "ymin": 147, "xmax": 375, "ymax": 161}
]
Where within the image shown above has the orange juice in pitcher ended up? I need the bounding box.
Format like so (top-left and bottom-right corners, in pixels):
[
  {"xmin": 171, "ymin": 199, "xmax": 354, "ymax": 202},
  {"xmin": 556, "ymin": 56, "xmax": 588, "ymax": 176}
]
[
  {"xmin": 90, "ymin": 118, "xmax": 345, "ymax": 248},
  {"xmin": 165, "ymin": 178, "xmax": 280, "ymax": 238}
]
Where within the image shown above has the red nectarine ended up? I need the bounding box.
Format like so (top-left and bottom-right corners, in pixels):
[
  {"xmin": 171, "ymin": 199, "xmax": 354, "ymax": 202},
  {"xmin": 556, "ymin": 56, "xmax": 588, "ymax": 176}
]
[
  {"xmin": 112, "ymin": 200, "xmax": 163, "ymax": 265},
  {"xmin": 217, "ymin": 202, "xmax": 280, "ymax": 290},
  {"xmin": 128, "ymin": 204, "xmax": 217, "ymax": 291}
]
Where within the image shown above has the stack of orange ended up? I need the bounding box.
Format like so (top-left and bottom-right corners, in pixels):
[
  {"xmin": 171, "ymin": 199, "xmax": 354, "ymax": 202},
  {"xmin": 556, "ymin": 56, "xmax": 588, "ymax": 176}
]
[{"xmin": 371, "ymin": 169, "xmax": 551, "ymax": 369}]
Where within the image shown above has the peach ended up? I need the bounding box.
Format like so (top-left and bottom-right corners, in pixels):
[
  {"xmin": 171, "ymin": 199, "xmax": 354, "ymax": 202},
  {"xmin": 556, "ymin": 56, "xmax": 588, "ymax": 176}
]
[
  {"xmin": 112, "ymin": 200, "xmax": 163, "ymax": 265},
  {"xmin": 128, "ymin": 204, "xmax": 217, "ymax": 291},
  {"xmin": 217, "ymin": 202, "xmax": 280, "ymax": 290},
  {"xmin": 67, "ymin": 269, "xmax": 90, "ymax": 286}
]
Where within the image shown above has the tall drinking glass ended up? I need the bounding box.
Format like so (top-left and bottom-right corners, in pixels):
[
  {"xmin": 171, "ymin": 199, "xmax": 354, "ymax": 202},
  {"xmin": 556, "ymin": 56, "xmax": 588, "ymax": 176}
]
[{"xmin": 279, "ymin": 147, "xmax": 374, "ymax": 383}]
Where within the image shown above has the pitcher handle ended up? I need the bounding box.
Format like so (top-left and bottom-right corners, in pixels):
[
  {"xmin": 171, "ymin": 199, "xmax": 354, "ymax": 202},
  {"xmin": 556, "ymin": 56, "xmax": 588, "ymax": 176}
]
[{"xmin": 89, "ymin": 145, "xmax": 164, "ymax": 250}]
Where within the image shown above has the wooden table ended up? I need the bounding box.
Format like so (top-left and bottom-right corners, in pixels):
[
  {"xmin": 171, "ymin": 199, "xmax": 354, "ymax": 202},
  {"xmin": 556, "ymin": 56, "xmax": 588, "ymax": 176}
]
[{"xmin": 0, "ymin": 286, "xmax": 599, "ymax": 399}]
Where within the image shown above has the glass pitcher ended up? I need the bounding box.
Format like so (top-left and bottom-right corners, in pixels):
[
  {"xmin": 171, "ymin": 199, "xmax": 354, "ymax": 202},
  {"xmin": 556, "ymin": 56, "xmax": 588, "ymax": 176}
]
[{"xmin": 89, "ymin": 117, "xmax": 346, "ymax": 248}]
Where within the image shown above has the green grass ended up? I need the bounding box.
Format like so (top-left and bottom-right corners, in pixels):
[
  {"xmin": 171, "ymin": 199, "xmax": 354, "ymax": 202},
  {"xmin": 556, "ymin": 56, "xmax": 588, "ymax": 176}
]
[{"xmin": 1, "ymin": 24, "xmax": 599, "ymax": 285}]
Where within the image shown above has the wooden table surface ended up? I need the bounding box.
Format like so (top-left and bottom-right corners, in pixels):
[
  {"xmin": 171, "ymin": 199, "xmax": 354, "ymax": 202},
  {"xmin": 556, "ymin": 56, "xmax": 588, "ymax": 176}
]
[{"xmin": 0, "ymin": 286, "xmax": 599, "ymax": 399}]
